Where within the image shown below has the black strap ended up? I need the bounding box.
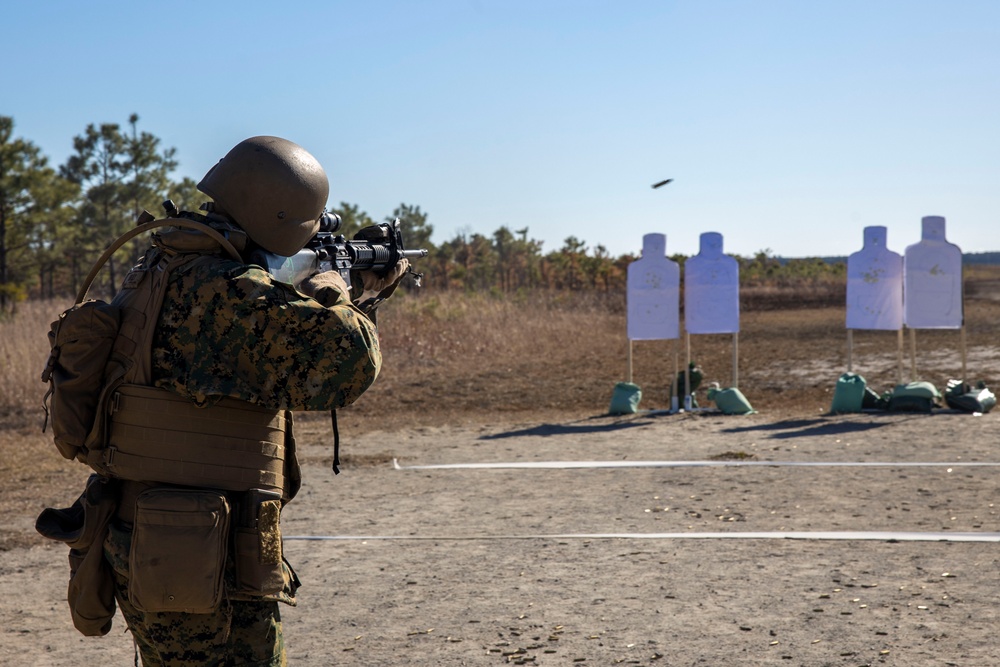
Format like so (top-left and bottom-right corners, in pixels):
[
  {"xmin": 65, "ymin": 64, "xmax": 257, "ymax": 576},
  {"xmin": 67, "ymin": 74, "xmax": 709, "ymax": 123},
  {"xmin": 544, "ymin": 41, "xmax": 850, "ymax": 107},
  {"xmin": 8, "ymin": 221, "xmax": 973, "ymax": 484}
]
[{"xmin": 330, "ymin": 409, "xmax": 340, "ymax": 475}]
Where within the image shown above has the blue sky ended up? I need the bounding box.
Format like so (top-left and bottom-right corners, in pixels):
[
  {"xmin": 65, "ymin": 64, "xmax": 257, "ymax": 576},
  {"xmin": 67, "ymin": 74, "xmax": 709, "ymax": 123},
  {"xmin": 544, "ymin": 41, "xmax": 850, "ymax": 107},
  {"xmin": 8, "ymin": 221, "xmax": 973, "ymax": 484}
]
[{"xmin": 4, "ymin": 1, "xmax": 998, "ymax": 258}]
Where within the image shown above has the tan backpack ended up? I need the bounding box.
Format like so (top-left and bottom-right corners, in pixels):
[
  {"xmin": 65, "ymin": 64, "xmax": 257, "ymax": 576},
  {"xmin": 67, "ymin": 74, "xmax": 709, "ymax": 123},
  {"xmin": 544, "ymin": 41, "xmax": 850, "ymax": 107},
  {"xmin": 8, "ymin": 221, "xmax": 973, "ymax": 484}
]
[
  {"xmin": 36, "ymin": 216, "xmax": 243, "ymax": 635},
  {"xmin": 41, "ymin": 217, "xmax": 241, "ymax": 461}
]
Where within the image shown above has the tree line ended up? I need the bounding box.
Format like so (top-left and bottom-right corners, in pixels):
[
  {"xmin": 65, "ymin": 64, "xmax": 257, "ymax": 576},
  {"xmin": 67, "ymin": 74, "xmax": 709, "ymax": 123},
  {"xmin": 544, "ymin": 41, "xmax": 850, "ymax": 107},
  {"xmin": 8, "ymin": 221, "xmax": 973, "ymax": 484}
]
[{"xmin": 0, "ymin": 115, "xmax": 848, "ymax": 313}]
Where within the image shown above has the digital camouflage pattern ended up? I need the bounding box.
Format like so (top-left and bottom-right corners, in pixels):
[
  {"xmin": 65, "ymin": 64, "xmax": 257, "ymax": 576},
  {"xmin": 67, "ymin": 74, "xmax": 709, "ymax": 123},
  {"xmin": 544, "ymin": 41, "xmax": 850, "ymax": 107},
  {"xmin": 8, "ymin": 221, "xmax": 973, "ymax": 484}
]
[
  {"xmin": 108, "ymin": 254, "xmax": 380, "ymax": 664},
  {"xmin": 151, "ymin": 258, "xmax": 380, "ymax": 410},
  {"xmin": 105, "ymin": 522, "xmax": 289, "ymax": 666}
]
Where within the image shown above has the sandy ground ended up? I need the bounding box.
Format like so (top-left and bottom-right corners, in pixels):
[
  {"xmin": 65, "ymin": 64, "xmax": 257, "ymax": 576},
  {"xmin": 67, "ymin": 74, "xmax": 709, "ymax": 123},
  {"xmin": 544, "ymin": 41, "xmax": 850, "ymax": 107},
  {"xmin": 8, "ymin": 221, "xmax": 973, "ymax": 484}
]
[{"xmin": 2, "ymin": 409, "xmax": 999, "ymax": 666}]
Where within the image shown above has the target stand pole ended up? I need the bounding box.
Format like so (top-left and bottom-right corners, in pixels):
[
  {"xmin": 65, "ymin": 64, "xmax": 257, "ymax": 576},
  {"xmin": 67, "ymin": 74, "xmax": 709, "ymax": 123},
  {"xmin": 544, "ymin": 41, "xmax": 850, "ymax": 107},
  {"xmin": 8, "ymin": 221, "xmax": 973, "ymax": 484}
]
[
  {"xmin": 671, "ymin": 340, "xmax": 679, "ymax": 413},
  {"xmin": 847, "ymin": 329, "xmax": 854, "ymax": 373},
  {"xmin": 909, "ymin": 328, "xmax": 918, "ymax": 382},
  {"xmin": 732, "ymin": 332, "xmax": 739, "ymax": 388},
  {"xmin": 684, "ymin": 331, "xmax": 692, "ymax": 409},
  {"xmin": 961, "ymin": 325, "xmax": 968, "ymax": 382},
  {"xmin": 627, "ymin": 340, "xmax": 633, "ymax": 384},
  {"xmin": 896, "ymin": 329, "xmax": 904, "ymax": 385}
]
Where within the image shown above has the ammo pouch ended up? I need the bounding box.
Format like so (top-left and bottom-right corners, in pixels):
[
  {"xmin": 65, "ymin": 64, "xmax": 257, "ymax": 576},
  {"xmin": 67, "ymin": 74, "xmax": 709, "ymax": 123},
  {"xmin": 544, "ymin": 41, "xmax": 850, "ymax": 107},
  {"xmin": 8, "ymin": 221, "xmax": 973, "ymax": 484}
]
[
  {"xmin": 233, "ymin": 489, "xmax": 285, "ymax": 596},
  {"xmin": 129, "ymin": 488, "xmax": 230, "ymax": 614}
]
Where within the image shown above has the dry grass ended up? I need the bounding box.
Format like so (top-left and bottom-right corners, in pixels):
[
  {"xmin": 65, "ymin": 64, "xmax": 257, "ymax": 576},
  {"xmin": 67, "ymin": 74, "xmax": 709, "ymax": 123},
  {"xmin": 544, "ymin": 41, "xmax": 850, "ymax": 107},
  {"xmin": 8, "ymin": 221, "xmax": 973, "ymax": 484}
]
[
  {"xmin": 3, "ymin": 278, "xmax": 999, "ymax": 549},
  {"xmin": 348, "ymin": 285, "xmax": 1000, "ymax": 434},
  {"xmin": 0, "ymin": 299, "xmax": 64, "ymax": 425}
]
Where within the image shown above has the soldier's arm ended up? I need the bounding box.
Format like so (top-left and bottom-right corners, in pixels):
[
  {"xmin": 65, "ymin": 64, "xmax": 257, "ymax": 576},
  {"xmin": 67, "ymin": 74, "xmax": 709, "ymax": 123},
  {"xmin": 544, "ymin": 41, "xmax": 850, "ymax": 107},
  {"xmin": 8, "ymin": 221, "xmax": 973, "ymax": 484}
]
[{"xmin": 152, "ymin": 263, "xmax": 381, "ymax": 411}]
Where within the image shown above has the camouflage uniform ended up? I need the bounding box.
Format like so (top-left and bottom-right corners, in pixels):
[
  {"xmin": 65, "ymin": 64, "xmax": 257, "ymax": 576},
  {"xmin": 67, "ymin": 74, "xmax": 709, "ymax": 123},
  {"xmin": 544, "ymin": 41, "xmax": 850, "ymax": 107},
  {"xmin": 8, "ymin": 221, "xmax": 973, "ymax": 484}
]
[
  {"xmin": 151, "ymin": 258, "xmax": 379, "ymax": 410},
  {"xmin": 105, "ymin": 256, "xmax": 380, "ymax": 666},
  {"xmin": 105, "ymin": 521, "xmax": 289, "ymax": 667}
]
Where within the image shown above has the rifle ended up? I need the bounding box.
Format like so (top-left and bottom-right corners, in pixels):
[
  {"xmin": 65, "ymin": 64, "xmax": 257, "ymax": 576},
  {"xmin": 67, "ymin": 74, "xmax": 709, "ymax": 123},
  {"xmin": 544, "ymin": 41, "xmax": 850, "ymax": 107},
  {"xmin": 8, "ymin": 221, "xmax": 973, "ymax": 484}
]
[
  {"xmin": 249, "ymin": 213, "xmax": 427, "ymax": 471},
  {"xmin": 248, "ymin": 213, "xmax": 428, "ymax": 289}
]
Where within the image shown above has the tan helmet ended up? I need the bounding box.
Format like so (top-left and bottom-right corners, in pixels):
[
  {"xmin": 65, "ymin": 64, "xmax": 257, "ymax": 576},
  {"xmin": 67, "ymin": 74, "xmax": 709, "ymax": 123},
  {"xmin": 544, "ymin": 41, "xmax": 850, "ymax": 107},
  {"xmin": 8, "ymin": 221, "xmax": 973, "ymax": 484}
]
[{"xmin": 197, "ymin": 136, "xmax": 329, "ymax": 256}]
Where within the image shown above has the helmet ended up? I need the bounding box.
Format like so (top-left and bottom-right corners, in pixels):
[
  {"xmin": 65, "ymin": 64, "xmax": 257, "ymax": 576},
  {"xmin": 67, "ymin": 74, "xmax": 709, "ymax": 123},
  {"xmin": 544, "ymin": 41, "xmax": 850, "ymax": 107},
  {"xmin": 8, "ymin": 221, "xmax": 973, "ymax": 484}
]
[{"xmin": 197, "ymin": 136, "xmax": 329, "ymax": 256}]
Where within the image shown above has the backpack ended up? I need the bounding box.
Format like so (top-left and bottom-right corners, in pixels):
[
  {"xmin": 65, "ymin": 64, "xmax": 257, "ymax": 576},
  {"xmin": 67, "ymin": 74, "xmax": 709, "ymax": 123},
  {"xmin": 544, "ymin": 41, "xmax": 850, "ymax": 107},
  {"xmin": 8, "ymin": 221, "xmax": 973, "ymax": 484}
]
[{"xmin": 41, "ymin": 215, "xmax": 241, "ymax": 462}]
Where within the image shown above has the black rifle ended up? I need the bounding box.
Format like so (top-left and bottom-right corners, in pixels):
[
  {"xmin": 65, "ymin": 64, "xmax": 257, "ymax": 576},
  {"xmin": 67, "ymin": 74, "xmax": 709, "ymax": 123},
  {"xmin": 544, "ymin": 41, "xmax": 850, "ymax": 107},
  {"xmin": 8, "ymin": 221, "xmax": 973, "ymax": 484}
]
[{"xmin": 248, "ymin": 213, "xmax": 428, "ymax": 288}]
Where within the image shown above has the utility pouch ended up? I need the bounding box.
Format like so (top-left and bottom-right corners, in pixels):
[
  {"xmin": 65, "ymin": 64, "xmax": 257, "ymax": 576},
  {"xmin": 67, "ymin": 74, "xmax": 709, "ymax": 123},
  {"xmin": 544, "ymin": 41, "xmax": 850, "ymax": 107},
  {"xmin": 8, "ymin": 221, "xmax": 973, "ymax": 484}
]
[
  {"xmin": 128, "ymin": 488, "xmax": 230, "ymax": 613},
  {"xmin": 41, "ymin": 301, "xmax": 122, "ymax": 460},
  {"xmin": 233, "ymin": 489, "xmax": 285, "ymax": 596},
  {"xmin": 35, "ymin": 475, "xmax": 120, "ymax": 636}
]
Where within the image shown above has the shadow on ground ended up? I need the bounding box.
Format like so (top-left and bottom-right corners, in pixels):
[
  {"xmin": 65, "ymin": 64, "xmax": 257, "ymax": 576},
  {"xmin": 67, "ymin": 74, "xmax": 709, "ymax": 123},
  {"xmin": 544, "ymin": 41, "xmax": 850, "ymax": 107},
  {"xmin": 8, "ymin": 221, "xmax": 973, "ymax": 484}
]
[
  {"xmin": 720, "ymin": 413, "xmax": 928, "ymax": 439},
  {"xmin": 479, "ymin": 413, "xmax": 658, "ymax": 440}
]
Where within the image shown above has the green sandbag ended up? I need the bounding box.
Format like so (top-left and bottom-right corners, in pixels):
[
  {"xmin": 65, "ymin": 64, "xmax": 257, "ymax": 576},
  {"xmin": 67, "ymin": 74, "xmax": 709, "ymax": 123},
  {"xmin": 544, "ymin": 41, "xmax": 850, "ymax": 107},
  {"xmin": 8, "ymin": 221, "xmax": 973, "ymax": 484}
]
[
  {"xmin": 830, "ymin": 372, "xmax": 866, "ymax": 413},
  {"xmin": 609, "ymin": 382, "xmax": 642, "ymax": 415},
  {"xmin": 888, "ymin": 381, "xmax": 941, "ymax": 412},
  {"xmin": 893, "ymin": 381, "xmax": 941, "ymax": 399},
  {"xmin": 707, "ymin": 386, "xmax": 755, "ymax": 415},
  {"xmin": 945, "ymin": 379, "xmax": 997, "ymax": 413}
]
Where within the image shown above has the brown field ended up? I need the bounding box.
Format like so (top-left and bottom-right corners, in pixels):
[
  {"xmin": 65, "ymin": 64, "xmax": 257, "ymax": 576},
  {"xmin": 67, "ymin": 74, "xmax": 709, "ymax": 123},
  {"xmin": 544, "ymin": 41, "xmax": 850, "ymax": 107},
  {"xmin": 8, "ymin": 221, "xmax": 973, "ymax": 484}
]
[
  {"xmin": 2, "ymin": 275, "xmax": 1000, "ymax": 666},
  {"xmin": 2, "ymin": 278, "xmax": 999, "ymax": 551}
]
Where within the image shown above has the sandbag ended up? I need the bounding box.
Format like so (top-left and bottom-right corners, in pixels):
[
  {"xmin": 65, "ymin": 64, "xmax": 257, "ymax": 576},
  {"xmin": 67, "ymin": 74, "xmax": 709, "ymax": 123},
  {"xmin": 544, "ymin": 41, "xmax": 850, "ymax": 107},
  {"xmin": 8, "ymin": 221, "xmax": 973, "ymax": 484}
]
[
  {"xmin": 944, "ymin": 379, "xmax": 996, "ymax": 414},
  {"xmin": 888, "ymin": 381, "xmax": 941, "ymax": 412},
  {"xmin": 707, "ymin": 385, "xmax": 755, "ymax": 415},
  {"xmin": 830, "ymin": 372, "xmax": 866, "ymax": 413},
  {"xmin": 609, "ymin": 382, "xmax": 642, "ymax": 415}
]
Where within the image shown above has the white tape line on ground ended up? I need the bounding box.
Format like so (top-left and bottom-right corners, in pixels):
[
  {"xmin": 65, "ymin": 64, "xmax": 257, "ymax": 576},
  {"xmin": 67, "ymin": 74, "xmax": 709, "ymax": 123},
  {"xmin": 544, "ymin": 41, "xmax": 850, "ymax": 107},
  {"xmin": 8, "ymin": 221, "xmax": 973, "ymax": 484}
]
[
  {"xmin": 284, "ymin": 531, "xmax": 1000, "ymax": 543},
  {"xmin": 392, "ymin": 459, "xmax": 1000, "ymax": 470}
]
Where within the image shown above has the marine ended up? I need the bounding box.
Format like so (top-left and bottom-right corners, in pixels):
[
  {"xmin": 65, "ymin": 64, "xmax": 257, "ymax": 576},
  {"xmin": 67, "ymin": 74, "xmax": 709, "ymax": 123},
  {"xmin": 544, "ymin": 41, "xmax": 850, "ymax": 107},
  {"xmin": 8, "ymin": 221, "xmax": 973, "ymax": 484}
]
[{"xmin": 36, "ymin": 136, "xmax": 408, "ymax": 666}]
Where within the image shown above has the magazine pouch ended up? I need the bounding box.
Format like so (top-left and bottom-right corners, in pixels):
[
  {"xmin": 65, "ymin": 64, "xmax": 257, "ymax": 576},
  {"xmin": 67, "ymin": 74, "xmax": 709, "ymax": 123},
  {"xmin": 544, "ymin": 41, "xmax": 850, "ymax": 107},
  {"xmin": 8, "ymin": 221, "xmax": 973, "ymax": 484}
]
[
  {"xmin": 129, "ymin": 488, "xmax": 230, "ymax": 613},
  {"xmin": 233, "ymin": 489, "xmax": 285, "ymax": 596}
]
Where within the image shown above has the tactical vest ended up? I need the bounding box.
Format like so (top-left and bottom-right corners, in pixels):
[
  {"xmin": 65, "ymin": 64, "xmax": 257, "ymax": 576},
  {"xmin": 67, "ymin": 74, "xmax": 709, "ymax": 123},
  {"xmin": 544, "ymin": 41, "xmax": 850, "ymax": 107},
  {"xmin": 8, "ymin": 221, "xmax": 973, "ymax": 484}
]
[{"xmin": 43, "ymin": 215, "xmax": 301, "ymax": 500}]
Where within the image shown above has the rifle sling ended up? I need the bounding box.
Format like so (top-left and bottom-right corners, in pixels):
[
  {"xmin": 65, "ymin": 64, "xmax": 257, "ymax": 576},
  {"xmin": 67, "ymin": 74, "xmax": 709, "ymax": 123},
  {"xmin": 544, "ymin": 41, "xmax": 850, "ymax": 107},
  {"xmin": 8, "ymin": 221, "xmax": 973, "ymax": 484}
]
[{"xmin": 330, "ymin": 409, "xmax": 340, "ymax": 475}]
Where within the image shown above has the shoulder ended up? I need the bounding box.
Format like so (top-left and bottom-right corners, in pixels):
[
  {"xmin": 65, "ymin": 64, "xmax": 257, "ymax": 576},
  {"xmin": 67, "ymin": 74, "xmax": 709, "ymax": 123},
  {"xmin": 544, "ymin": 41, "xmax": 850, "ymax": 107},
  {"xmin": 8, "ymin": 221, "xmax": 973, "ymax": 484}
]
[
  {"xmin": 175, "ymin": 257, "xmax": 285, "ymax": 292},
  {"xmin": 164, "ymin": 257, "xmax": 303, "ymax": 315}
]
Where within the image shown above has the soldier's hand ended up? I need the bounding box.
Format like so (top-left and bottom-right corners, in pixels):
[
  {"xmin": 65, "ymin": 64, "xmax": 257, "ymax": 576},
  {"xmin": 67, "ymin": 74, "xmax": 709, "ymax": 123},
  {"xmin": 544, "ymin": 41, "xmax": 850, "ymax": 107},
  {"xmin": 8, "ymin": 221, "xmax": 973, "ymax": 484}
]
[
  {"xmin": 301, "ymin": 270, "xmax": 351, "ymax": 298},
  {"xmin": 360, "ymin": 259, "xmax": 410, "ymax": 293}
]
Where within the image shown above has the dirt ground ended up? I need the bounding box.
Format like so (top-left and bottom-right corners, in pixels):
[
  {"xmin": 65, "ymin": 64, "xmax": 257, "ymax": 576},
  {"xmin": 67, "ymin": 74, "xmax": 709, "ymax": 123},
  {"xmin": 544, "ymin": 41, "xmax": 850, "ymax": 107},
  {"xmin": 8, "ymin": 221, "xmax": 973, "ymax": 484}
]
[
  {"xmin": 3, "ymin": 407, "xmax": 998, "ymax": 666},
  {"xmin": 3, "ymin": 296, "xmax": 998, "ymax": 666}
]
